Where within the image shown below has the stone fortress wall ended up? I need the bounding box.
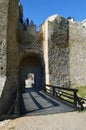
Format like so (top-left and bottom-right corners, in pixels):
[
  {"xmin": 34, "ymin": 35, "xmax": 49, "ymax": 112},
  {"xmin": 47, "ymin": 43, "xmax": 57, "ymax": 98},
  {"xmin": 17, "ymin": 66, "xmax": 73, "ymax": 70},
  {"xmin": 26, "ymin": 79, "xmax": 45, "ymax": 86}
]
[
  {"xmin": 69, "ymin": 21, "xmax": 86, "ymax": 86},
  {"xmin": 41, "ymin": 15, "xmax": 86, "ymax": 87},
  {"xmin": 0, "ymin": 0, "xmax": 86, "ymax": 115},
  {"xmin": 0, "ymin": 0, "xmax": 9, "ymax": 97},
  {"xmin": 0, "ymin": 0, "xmax": 19, "ymax": 115}
]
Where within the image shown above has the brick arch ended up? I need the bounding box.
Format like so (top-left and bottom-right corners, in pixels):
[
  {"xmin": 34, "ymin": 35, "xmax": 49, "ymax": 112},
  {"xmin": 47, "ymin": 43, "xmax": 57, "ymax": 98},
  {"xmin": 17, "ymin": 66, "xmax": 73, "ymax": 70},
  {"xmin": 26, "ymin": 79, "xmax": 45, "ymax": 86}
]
[{"xmin": 19, "ymin": 52, "xmax": 45, "ymax": 91}]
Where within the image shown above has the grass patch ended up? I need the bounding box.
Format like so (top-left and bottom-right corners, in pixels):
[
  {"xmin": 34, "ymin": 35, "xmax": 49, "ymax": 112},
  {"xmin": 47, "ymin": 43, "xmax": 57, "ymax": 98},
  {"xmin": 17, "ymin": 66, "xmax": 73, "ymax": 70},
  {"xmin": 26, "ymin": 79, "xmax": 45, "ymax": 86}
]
[
  {"xmin": 77, "ymin": 86, "xmax": 86, "ymax": 98},
  {"xmin": 56, "ymin": 86, "xmax": 86, "ymax": 102},
  {"xmin": 55, "ymin": 86, "xmax": 86, "ymax": 104},
  {"xmin": 56, "ymin": 90, "xmax": 74, "ymax": 103}
]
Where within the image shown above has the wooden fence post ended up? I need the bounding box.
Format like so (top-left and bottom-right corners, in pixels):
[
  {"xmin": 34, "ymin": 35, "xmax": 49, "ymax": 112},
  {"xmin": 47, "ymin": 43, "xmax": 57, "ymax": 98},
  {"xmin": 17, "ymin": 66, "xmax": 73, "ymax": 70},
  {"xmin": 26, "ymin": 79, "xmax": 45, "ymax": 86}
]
[
  {"xmin": 74, "ymin": 92, "xmax": 77, "ymax": 107},
  {"xmin": 53, "ymin": 87, "xmax": 55, "ymax": 96}
]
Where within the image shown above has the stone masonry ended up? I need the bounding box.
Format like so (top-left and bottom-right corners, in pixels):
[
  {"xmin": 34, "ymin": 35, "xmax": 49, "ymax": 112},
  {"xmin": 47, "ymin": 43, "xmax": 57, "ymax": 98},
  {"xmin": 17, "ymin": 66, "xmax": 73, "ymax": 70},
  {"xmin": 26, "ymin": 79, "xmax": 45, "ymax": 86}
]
[
  {"xmin": 0, "ymin": 0, "xmax": 8, "ymax": 96},
  {"xmin": 41, "ymin": 15, "xmax": 86, "ymax": 87},
  {"xmin": 0, "ymin": 0, "xmax": 19, "ymax": 115},
  {"xmin": 0, "ymin": 0, "xmax": 86, "ymax": 116}
]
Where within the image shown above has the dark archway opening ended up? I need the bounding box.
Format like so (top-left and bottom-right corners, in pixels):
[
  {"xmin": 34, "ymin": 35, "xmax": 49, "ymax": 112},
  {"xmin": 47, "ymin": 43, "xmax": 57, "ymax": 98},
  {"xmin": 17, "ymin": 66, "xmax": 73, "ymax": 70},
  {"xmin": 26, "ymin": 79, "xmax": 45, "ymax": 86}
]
[{"xmin": 19, "ymin": 54, "xmax": 45, "ymax": 92}]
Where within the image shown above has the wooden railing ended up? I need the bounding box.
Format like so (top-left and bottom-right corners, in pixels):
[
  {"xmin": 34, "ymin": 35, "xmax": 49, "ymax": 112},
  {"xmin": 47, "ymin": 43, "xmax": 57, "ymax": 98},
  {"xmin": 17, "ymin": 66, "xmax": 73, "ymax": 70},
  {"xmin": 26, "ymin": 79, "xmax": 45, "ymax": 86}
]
[{"xmin": 44, "ymin": 84, "xmax": 85, "ymax": 110}]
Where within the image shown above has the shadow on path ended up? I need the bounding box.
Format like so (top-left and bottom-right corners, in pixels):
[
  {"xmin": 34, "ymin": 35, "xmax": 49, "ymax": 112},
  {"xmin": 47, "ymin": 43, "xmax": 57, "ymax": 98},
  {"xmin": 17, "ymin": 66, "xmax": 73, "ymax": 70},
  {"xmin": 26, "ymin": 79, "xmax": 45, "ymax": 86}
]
[{"xmin": 20, "ymin": 88, "xmax": 75, "ymax": 116}]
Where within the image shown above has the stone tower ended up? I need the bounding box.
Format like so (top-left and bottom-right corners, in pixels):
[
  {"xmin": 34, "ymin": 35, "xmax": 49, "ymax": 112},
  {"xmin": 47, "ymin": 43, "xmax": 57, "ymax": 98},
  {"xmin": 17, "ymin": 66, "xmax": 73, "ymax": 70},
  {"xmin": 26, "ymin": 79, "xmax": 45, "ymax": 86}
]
[{"xmin": 0, "ymin": 0, "xmax": 19, "ymax": 115}]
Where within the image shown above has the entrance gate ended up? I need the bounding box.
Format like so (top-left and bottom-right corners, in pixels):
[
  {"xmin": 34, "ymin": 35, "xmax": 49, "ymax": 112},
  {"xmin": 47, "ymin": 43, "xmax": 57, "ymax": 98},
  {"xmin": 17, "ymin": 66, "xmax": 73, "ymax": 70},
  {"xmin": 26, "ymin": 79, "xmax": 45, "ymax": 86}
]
[{"xmin": 19, "ymin": 54, "xmax": 45, "ymax": 91}]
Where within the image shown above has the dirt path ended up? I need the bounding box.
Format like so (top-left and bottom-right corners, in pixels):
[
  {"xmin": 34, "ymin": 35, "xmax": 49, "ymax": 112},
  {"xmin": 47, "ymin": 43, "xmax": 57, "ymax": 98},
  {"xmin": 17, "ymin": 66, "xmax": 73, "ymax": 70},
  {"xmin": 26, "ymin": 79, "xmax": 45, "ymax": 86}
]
[{"xmin": 0, "ymin": 112, "xmax": 86, "ymax": 130}]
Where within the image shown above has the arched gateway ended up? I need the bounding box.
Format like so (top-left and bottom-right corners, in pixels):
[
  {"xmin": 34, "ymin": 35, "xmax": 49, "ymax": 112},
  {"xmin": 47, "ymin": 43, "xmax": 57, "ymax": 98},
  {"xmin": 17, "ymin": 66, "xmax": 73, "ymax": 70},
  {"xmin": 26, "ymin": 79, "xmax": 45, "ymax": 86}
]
[{"xmin": 19, "ymin": 53, "xmax": 45, "ymax": 91}]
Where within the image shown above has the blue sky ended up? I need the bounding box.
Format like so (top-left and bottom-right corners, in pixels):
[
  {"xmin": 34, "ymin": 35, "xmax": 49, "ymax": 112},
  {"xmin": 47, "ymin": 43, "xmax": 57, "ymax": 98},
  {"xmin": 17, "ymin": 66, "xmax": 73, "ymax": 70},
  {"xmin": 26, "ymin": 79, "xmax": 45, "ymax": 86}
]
[{"xmin": 20, "ymin": 0, "xmax": 86, "ymax": 26}]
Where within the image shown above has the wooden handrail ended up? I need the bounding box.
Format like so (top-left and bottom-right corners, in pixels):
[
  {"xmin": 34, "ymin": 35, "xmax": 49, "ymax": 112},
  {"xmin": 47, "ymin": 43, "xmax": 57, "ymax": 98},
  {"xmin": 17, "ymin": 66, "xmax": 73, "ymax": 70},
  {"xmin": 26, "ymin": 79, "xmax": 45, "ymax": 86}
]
[
  {"xmin": 44, "ymin": 84, "xmax": 84, "ymax": 110},
  {"xmin": 46, "ymin": 84, "xmax": 78, "ymax": 92}
]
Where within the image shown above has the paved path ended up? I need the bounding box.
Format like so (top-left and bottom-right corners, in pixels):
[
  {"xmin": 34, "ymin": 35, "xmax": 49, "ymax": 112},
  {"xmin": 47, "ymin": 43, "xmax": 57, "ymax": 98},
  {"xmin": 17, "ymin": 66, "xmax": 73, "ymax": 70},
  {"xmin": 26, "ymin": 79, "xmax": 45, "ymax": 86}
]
[
  {"xmin": 20, "ymin": 88, "xmax": 75, "ymax": 116},
  {"xmin": 0, "ymin": 89, "xmax": 86, "ymax": 130},
  {"xmin": 0, "ymin": 112, "xmax": 86, "ymax": 130}
]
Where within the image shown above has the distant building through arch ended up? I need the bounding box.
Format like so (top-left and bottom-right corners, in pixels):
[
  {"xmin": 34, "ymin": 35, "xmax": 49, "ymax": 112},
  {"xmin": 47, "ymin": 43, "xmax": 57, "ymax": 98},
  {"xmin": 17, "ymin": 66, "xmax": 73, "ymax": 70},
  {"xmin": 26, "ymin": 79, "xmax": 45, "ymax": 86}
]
[{"xmin": 19, "ymin": 53, "xmax": 45, "ymax": 91}]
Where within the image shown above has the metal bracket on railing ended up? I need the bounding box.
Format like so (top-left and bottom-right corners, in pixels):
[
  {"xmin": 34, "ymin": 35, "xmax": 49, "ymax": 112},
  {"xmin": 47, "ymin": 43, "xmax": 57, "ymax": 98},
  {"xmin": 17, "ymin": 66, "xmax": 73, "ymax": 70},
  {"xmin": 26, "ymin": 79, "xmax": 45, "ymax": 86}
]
[{"xmin": 76, "ymin": 97, "xmax": 86, "ymax": 111}]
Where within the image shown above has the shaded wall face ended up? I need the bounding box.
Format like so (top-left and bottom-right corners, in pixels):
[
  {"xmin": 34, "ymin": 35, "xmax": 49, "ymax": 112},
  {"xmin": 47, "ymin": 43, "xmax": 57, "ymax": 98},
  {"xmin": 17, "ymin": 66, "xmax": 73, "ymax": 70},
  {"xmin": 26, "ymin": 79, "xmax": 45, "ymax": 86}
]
[
  {"xmin": 18, "ymin": 22, "xmax": 45, "ymax": 89},
  {"xmin": 48, "ymin": 18, "xmax": 70, "ymax": 87},
  {"xmin": 0, "ymin": 0, "xmax": 19, "ymax": 115},
  {"xmin": 19, "ymin": 55, "xmax": 44, "ymax": 90},
  {"xmin": 18, "ymin": 17, "xmax": 45, "ymax": 89},
  {"xmin": 7, "ymin": 0, "xmax": 19, "ymax": 78},
  {"xmin": 18, "ymin": 24, "xmax": 43, "ymax": 54}
]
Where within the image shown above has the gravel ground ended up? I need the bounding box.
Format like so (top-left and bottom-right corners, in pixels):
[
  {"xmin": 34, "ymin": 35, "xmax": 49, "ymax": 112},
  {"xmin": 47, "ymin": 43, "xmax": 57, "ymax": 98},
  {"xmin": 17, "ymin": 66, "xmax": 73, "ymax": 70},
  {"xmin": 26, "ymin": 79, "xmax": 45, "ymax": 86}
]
[{"xmin": 0, "ymin": 111, "xmax": 86, "ymax": 130}]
